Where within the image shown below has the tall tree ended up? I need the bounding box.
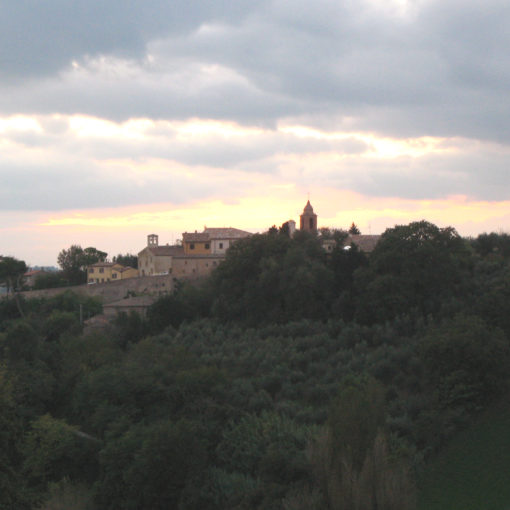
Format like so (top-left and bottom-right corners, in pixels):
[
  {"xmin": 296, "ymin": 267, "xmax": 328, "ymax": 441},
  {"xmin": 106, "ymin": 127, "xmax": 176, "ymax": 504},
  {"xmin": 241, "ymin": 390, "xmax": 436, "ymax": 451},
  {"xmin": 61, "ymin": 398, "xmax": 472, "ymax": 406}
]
[
  {"xmin": 348, "ymin": 222, "xmax": 361, "ymax": 235},
  {"xmin": 0, "ymin": 256, "xmax": 27, "ymax": 293}
]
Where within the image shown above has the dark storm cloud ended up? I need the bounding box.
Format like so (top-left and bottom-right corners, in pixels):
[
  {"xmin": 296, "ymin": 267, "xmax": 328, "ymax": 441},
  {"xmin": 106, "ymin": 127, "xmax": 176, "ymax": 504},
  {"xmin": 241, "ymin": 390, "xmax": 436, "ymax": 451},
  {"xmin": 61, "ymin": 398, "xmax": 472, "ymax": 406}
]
[
  {"xmin": 2, "ymin": 0, "xmax": 510, "ymax": 142},
  {"xmin": 0, "ymin": 0, "xmax": 264, "ymax": 79}
]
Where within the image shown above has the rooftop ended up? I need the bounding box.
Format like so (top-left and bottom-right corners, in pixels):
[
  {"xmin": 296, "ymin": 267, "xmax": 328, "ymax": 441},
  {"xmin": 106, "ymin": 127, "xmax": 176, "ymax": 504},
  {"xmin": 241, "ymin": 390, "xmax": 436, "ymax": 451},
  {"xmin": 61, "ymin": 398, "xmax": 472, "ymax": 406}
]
[
  {"xmin": 347, "ymin": 234, "xmax": 381, "ymax": 252},
  {"xmin": 204, "ymin": 227, "xmax": 252, "ymax": 239},
  {"xmin": 146, "ymin": 245, "xmax": 184, "ymax": 256}
]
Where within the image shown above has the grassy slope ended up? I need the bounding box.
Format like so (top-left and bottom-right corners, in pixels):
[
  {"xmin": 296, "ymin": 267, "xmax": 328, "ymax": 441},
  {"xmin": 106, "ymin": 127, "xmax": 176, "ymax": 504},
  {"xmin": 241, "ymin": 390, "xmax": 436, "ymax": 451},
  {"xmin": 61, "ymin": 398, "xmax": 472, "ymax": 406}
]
[{"xmin": 418, "ymin": 397, "xmax": 510, "ymax": 510}]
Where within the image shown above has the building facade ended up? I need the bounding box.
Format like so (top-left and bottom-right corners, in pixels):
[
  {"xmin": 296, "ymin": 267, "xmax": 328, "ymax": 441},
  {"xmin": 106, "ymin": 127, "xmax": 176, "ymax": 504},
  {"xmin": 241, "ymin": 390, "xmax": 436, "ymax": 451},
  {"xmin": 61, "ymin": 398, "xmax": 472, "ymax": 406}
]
[
  {"xmin": 138, "ymin": 235, "xmax": 185, "ymax": 276},
  {"xmin": 139, "ymin": 227, "xmax": 252, "ymax": 279}
]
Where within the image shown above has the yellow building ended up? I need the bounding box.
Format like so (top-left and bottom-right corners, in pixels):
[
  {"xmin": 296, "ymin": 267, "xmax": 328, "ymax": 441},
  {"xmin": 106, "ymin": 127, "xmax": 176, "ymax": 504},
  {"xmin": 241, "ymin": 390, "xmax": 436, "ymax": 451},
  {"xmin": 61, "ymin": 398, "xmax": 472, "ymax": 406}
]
[
  {"xmin": 182, "ymin": 232, "xmax": 212, "ymax": 255},
  {"xmin": 87, "ymin": 262, "xmax": 138, "ymax": 283}
]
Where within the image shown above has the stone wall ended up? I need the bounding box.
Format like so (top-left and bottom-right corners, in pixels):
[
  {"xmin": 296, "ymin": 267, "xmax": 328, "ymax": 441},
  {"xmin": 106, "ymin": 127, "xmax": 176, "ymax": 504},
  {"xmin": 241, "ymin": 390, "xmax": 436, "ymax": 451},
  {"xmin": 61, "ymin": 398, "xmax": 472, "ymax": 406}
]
[{"xmin": 20, "ymin": 274, "xmax": 176, "ymax": 304}]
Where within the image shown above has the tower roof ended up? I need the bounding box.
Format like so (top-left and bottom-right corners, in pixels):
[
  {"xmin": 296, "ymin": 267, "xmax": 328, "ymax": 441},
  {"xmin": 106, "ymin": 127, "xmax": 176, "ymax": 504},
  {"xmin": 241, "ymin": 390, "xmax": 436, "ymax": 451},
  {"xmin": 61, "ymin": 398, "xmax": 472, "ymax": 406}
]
[{"xmin": 303, "ymin": 200, "xmax": 315, "ymax": 214}]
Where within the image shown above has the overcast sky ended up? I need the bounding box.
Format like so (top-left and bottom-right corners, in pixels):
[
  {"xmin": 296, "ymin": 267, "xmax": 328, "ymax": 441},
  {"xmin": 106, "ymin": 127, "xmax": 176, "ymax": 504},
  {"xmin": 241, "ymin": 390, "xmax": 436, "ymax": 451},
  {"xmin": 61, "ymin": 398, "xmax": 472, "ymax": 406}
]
[{"xmin": 2, "ymin": 0, "xmax": 510, "ymax": 265}]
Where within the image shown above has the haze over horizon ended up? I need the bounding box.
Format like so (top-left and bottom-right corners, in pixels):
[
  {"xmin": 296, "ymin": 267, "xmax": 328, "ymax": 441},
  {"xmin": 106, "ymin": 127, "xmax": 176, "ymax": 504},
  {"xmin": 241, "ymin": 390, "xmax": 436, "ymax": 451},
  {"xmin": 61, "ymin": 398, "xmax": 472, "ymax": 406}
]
[{"xmin": 2, "ymin": 0, "xmax": 510, "ymax": 266}]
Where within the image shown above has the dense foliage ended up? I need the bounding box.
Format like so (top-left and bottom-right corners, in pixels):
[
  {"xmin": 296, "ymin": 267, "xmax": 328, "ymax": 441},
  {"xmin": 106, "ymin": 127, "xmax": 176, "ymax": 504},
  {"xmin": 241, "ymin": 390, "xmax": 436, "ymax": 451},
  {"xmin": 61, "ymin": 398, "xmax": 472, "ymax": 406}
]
[{"xmin": 1, "ymin": 221, "xmax": 510, "ymax": 509}]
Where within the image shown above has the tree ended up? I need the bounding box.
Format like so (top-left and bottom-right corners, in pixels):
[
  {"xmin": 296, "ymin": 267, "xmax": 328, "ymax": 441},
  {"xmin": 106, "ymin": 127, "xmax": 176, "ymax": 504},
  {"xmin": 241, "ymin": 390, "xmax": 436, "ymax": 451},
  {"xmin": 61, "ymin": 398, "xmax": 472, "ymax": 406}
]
[
  {"xmin": 420, "ymin": 315, "xmax": 510, "ymax": 413},
  {"xmin": 210, "ymin": 231, "xmax": 334, "ymax": 324},
  {"xmin": 0, "ymin": 368, "xmax": 30, "ymax": 509},
  {"xmin": 348, "ymin": 222, "xmax": 361, "ymax": 235},
  {"xmin": 354, "ymin": 221, "xmax": 471, "ymax": 323},
  {"xmin": 81, "ymin": 247, "xmax": 107, "ymax": 267},
  {"xmin": 471, "ymin": 232, "xmax": 510, "ymax": 258},
  {"xmin": 57, "ymin": 246, "xmax": 107, "ymax": 285},
  {"xmin": 310, "ymin": 377, "xmax": 415, "ymax": 510},
  {"xmin": 23, "ymin": 414, "xmax": 100, "ymax": 492},
  {"xmin": 0, "ymin": 256, "xmax": 28, "ymax": 317},
  {"xmin": 33, "ymin": 271, "xmax": 67, "ymax": 290},
  {"xmin": 96, "ymin": 419, "xmax": 207, "ymax": 510},
  {"xmin": 112, "ymin": 253, "xmax": 138, "ymax": 269},
  {"xmin": 0, "ymin": 256, "xmax": 27, "ymax": 293}
]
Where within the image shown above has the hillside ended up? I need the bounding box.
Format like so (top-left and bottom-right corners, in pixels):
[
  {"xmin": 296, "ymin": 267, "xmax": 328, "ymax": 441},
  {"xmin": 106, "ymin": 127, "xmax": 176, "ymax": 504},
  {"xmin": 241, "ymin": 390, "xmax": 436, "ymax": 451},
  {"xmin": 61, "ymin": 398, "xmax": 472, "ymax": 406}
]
[
  {"xmin": 2, "ymin": 223, "xmax": 510, "ymax": 509},
  {"xmin": 418, "ymin": 396, "xmax": 510, "ymax": 510}
]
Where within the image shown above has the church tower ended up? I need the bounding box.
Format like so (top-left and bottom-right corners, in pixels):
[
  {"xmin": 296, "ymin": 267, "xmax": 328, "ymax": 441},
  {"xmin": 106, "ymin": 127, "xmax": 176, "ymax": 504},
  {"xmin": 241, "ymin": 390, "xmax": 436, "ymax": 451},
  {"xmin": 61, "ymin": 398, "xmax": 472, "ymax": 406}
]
[
  {"xmin": 147, "ymin": 234, "xmax": 159, "ymax": 247},
  {"xmin": 300, "ymin": 200, "xmax": 318, "ymax": 233}
]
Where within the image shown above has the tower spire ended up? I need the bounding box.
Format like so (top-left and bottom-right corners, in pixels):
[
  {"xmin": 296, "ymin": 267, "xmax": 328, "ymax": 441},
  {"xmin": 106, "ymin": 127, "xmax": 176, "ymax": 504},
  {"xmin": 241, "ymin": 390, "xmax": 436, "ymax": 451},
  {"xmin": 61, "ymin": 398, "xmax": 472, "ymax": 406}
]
[{"xmin": 300, "ymin": 200, "xmax": 317, "ymax": 233}]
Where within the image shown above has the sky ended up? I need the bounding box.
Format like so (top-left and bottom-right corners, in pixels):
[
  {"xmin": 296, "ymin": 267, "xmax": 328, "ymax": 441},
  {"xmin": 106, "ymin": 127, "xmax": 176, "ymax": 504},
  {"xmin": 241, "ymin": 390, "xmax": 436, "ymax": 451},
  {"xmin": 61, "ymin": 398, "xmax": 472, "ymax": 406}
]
[{"xmin": 2, "ymin": 0, "xmax": 510, "ymax": 266}]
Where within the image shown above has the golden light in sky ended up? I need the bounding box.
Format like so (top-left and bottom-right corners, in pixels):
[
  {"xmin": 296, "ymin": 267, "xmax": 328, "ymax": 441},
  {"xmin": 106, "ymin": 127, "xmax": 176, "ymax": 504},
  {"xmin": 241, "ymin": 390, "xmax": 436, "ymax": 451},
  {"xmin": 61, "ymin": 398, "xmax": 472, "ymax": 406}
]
[{"xmin": 2, "ymin": 113, "xmax": 510, "ymax": 265}]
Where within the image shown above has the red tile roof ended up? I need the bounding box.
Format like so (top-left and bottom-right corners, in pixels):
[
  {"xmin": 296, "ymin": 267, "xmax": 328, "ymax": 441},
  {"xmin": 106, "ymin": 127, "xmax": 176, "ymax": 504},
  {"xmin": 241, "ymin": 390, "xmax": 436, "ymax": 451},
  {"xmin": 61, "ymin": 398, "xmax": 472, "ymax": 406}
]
[{"xmin": 182, "ymin": 232, "xmax": 210, "ymax": 242}]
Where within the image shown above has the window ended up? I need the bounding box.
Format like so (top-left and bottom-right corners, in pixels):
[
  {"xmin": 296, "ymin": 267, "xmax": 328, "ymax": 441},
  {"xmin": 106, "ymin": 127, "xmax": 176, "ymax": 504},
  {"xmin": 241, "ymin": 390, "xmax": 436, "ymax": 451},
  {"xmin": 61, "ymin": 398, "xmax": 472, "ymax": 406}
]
[
  {"xmin": 309, "ymin": 218, "xmax": 314, "ymax": 229},
  {"xmin": 112, "ymin": 273, "xmax": 117, "ymax": 279},
  {"xmin": 89, "ymin": 268, "xmax": 94, "ymax": 273},
  {"xmin": 219, "ymin": 243, "xmax": 223, "ymax": 249},
  {"xmin": 205, "ymin": 243, "xmax": 210, "ymax": 249},
  {"xmin": 99, "ymin": 268, "xmax": 104, "ymax": 274},
  {"xmin": 190, "ymin": 243, "xmax": 195, "ymax": 250}
]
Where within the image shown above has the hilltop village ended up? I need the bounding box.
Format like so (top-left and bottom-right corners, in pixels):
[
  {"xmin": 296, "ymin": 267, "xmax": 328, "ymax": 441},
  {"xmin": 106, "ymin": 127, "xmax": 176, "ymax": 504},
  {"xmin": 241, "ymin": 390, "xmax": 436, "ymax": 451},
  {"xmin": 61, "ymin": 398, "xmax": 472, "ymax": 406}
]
[
  {"xmin": 4, "ymin": 205, "xmax": 510, "ymax": 510},
  {"xmin": 86, "ymin": 201, "xmax": 380, "ymax": 284}
]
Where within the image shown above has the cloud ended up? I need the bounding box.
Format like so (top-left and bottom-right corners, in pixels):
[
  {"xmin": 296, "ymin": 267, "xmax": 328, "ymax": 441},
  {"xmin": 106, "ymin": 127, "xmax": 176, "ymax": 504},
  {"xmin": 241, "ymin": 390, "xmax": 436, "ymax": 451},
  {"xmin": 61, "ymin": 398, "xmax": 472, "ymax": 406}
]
[
  {"xmin": 0, "ymin": 0, "xmax": 509, "ymax": 142},
  {"xmin": 0, "ymin": 0, "xmax": 265, "ymax": 80},
  {"xmin": 2, "ymin": 109, "xmax": 510, "ymax": 214}
]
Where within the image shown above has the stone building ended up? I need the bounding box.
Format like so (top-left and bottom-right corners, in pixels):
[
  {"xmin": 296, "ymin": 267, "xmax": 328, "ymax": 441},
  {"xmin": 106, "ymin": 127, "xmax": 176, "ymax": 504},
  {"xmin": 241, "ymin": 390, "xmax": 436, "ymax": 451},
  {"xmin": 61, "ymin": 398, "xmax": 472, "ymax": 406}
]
[
  {"xmin": 138, "ymin": 227, "xmax": 251, "ymax": 279},
  {"xmin": 137, "ymin": 235, "xmax": 184, "ymax": 276}
]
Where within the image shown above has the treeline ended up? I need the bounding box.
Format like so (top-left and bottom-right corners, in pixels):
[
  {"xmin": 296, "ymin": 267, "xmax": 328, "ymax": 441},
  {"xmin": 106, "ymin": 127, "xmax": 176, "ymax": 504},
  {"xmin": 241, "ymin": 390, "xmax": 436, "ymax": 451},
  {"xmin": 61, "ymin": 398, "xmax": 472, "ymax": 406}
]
[
  {"xmin": 1, "ymin": 222, "xmax": 510, "ymax": 509},
  {"xmin": 150, "ymin": 221, "xmax": 510, "ymax": 332}
]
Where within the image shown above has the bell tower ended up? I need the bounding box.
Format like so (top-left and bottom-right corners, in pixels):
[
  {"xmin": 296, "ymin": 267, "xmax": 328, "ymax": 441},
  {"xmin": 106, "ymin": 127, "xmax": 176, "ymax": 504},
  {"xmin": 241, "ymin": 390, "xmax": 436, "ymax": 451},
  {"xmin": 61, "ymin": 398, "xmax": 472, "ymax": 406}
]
[
  {"xmin": 147, "ymin": 234, "xmax": 159, "ymax": 247},
  {"xmin": 300, "ymin": 200, "xmax": 317, "ymax": 233}
]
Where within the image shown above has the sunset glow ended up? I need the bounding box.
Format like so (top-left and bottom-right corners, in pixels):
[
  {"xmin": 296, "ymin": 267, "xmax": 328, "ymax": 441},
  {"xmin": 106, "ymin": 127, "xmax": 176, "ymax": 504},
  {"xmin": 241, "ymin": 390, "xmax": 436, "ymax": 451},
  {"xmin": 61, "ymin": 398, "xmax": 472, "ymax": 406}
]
[{"xmin": 2, "ymin": 0, "xmax": 510, "ymax": 266}]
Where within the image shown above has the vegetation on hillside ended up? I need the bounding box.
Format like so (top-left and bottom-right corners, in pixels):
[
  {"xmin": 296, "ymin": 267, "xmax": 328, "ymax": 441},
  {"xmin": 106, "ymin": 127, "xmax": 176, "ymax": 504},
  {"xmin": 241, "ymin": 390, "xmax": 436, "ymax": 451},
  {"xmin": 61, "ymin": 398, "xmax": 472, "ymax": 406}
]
[{"xmin": 1, "ymin": 221, "xmax": 510, "ymax": 509}]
